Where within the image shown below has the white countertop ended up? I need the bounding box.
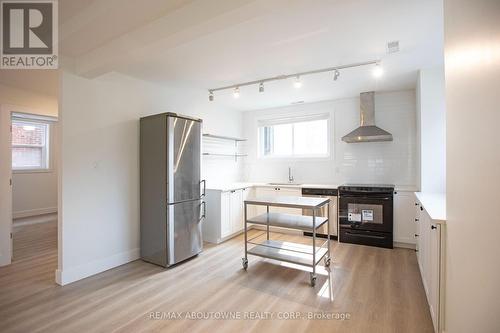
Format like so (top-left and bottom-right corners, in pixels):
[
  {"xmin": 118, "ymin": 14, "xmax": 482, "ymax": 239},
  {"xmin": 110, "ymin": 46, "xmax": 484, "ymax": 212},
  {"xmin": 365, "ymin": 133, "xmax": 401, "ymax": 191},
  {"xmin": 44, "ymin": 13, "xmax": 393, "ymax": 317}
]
[
  {"xmin": 206, "ymin": 182, "xmax": 339, "ymax": 192},
  {"xmin": 207, "ymin": 181, "xmax": 418, "ymax": 192},
  {"xmin": 415, "ymin": 192, "xmax": 446, "ymax": 223}
]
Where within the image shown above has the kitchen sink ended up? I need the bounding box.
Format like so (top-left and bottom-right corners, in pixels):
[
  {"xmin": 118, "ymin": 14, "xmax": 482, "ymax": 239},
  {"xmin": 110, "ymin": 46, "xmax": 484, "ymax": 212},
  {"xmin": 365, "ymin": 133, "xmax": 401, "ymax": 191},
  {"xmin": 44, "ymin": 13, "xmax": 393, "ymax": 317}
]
[{"xmin": 267, "ymin": 182, "xmax": 302, "ymax": 186}]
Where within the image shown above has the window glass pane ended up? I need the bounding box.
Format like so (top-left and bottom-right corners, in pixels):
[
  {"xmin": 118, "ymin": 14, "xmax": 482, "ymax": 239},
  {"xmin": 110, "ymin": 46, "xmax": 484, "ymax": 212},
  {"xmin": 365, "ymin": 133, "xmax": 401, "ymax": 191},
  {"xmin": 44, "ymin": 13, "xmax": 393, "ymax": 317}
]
[
  {"xmin": 259, "ymin": 115, "xmax": 329, "ymax": 158},
  {"xmin": 271, "ymin": 123, "xmax": 293, "ymax": 156},
  {"xmin": 293, "ymin": 119, "xmax": 328, "ymax": 155},
  {"xmin": 11, "ymin": 119, "xmax": 49, "ymax": 170},
  {"xmin": 12, "ymin": 121, "xmax": 47, "ymax": 146},
  {"xmin": 12, "ymin": 147, "xmax": 43, "ymax": 168}
]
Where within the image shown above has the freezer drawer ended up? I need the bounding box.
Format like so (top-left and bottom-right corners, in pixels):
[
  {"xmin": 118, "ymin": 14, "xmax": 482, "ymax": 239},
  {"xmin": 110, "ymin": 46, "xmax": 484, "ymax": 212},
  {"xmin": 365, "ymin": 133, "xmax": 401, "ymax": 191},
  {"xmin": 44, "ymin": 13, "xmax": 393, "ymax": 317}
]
[{"xmin": 167, "ymin": 199, "xmax": 204, "ymax": 266}]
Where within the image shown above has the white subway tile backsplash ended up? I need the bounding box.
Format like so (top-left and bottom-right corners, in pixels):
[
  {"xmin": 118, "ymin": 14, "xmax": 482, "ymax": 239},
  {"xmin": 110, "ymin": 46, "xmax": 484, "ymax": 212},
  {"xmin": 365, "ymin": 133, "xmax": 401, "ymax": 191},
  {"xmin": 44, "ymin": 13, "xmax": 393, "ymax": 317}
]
[{"xmin": 242, "ymin": 90, "xmax": 417, "ymax": 187}]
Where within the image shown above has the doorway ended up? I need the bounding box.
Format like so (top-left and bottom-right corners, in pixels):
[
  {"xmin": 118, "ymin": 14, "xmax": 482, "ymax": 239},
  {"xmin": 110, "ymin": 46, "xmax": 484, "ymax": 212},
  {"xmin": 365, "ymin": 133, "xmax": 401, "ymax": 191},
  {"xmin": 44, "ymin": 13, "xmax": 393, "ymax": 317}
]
[{"xmin": 0, "ymin": 107, "xmax": 58, "ymax": 267}]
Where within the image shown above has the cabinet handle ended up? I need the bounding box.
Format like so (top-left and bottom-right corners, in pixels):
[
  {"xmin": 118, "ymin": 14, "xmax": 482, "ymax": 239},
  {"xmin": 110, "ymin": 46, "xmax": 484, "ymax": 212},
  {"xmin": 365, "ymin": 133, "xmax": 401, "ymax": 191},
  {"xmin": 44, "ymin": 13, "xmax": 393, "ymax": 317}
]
[
  {"xmin": 414, "ymin": 234, "xmax": 419, "ymax": 237},
  {"xmin": 415, "ymin": 202, "xmax": 418, "ymax": 206},
  {"xmin": 415, "ymin": 218, "xmax": 419, "ymax": 222},
  {"xmin": 420, "ymin": 206, "xmax": 423, "ymax": 211},
  {"xmin": 431, "ymin": 225, "xmax": 437, "ymax": 230}
]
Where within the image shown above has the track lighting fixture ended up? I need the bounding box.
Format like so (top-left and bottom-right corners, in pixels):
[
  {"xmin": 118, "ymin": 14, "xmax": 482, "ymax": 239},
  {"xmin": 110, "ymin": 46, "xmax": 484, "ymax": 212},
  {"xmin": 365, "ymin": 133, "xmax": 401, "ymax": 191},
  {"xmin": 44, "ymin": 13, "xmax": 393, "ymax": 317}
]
[
  {"xmin": 333, "ymin": 69, "xmax": 340, "ymax": 81},
  {"xmin": 207, "ymin": 60, "xmax": 382, "ymax": 102},
  {"xmin": 293, "ymin": 76, "xmax": 302, "ymax": 88},
  {"xmin": 372, "ymin": 63, "xmax": 383, "ymax": 78}
]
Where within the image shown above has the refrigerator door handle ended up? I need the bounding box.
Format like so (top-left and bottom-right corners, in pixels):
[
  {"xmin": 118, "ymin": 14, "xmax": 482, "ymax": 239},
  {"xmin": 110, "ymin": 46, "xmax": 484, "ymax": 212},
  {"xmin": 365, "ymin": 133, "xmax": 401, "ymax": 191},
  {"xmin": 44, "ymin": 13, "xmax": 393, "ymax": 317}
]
[
  {"xmin": 200, "ymin": 179, "xmax": 206, "ymax": 198},
  {"xmin": 201, "ymin": 201, "xmax": 206, "ymax": 221}
]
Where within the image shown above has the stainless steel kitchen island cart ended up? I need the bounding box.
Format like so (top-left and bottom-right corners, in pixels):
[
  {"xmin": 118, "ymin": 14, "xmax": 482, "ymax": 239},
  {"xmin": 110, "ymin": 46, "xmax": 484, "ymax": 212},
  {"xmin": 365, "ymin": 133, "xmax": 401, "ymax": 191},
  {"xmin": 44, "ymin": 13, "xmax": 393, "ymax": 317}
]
[{"xmin": 242, "ymin": 196, "xmax": 332, "ymax": 287}]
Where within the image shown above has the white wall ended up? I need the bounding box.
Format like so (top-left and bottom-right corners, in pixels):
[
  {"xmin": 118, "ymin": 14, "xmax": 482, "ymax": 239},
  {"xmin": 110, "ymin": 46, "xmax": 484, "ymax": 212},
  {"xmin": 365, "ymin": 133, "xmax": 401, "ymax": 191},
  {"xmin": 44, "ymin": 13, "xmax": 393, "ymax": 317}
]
[
  {"xmin": 242, "ymin": 90, "xmax": 417, "ymax": 188},
  {"xmin": 417, "ymin": 68, "xmax": 446, "ymax": 193},
  {"xmin": 444, "ymin": 0, "xmax": 500, "ymax": 331},
  {"xmin": 57, "ymin": 71, "xmax": 242, "ymax": 285}
]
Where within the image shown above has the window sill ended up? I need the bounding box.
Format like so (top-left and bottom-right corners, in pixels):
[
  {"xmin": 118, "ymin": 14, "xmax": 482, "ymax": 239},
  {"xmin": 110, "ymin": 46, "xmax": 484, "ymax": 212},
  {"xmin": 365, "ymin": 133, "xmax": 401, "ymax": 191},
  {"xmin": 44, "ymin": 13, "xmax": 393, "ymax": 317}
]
[{"xmin": 13, "ymin": 169, "xmax": 54, "ymax": 174}]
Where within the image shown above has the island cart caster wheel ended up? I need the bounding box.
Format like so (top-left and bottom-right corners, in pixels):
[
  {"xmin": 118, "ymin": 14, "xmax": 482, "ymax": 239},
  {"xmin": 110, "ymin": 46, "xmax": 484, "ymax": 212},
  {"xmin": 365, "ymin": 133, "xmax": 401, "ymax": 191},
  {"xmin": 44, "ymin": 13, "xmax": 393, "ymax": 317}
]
[
  {"xmin": 242, "ymin": 258, "xmax": 248, "ymax": 270},
  {"xmin": 324, "ymin": 257, "xmax": 331, "ymax": 267},
  {"xmin": 310, "ymin": 273, "xmax": 317, "ymax": 287}
]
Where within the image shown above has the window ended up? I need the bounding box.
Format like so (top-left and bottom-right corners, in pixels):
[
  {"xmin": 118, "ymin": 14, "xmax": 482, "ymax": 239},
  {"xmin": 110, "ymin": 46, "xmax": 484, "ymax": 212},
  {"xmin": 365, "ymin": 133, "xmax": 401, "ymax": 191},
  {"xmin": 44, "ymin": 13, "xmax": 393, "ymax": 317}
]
[
  {"xmin": 258, "ymin": 114, "xmax": 330, "ymax": 158},
  {"xmin": 12, "ymin": 119, "xmax": 50, "ymax": 170}
]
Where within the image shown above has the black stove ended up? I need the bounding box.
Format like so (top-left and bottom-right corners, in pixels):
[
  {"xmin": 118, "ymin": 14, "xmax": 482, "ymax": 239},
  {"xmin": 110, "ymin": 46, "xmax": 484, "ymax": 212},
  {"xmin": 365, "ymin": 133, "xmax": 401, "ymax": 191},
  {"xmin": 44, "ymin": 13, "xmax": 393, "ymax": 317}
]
[{"xmin": 338, "ymin": 184, "xmax": 394, "ymax": 249}]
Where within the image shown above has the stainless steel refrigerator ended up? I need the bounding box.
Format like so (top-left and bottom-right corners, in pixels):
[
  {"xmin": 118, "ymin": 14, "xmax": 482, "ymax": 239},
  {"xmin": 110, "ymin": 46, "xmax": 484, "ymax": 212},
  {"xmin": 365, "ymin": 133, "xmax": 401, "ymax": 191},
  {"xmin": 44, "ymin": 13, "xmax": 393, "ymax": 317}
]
[{"xmin": 140, "ymin": 112, "xmax": 206, "ymax": 267}]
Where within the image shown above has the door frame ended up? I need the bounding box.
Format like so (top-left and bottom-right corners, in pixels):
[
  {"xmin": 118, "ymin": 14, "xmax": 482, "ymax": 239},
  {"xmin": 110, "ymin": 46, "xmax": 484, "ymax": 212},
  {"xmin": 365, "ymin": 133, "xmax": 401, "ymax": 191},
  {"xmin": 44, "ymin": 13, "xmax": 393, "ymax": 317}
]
[{"xmin": 0, "ymin": 105, "xmax": 13, "ymax": 266}]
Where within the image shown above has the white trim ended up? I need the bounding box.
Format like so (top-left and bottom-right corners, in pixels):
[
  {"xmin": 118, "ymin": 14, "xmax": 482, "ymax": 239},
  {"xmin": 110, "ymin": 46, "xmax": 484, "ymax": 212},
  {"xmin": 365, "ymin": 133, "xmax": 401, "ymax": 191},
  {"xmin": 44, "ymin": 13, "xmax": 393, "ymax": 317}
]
[
  {"xmin": 11, "ymin": 112, "xmax": 58, "ymax": 123},
  {"xmin": 13, "ymin": 207, "xmax": 57, "ymax": 219},
  {"xmin": 55, "ymin": 248, "xmax": 140, "ymax": 286}
]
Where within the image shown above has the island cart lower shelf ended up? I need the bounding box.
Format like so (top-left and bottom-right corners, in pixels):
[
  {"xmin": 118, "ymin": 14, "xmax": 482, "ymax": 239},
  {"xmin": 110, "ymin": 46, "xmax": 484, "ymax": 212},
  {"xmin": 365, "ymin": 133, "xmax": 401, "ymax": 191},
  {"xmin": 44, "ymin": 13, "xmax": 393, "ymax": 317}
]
[{"xmin": 242, "ymin": 195, "xmax": 332, "ymax": 287}]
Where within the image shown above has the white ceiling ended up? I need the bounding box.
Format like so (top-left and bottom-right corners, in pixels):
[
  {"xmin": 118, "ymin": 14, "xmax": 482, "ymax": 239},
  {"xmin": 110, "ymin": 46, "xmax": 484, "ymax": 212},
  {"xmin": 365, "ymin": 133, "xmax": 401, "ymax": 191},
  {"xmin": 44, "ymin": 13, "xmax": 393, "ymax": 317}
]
[{"xmin": 58, "ymin": 0, "xmax": 444, "ymax": 111}]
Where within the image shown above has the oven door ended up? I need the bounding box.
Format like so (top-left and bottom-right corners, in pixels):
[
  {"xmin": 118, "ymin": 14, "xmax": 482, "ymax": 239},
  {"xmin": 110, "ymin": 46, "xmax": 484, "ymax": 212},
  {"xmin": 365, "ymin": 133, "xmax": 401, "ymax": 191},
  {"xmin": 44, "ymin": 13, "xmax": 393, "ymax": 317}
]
[{"xmin": 339, "ymin": 194, "xmax": 393, "ymax": 233}]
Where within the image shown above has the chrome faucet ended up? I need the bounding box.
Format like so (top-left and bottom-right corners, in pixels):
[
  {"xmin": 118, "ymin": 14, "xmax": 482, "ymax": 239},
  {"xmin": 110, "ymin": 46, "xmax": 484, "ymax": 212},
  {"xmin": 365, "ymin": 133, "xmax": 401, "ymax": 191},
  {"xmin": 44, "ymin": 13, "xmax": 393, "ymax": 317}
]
[{"xmin": 288, "ymin": 167, "xmax": 294, "ymax": 183}]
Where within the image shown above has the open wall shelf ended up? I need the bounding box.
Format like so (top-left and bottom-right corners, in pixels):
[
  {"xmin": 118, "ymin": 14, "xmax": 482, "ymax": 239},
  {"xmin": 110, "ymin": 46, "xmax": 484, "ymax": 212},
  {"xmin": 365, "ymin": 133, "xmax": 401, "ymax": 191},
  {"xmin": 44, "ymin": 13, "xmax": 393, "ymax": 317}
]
[
  {"xmin": 203, "ymin": 133, "xmax": 247, "ymax": 142},
  {"xmin": 202, "ymin": 133, "xmax": 247, "ymax": 161}
]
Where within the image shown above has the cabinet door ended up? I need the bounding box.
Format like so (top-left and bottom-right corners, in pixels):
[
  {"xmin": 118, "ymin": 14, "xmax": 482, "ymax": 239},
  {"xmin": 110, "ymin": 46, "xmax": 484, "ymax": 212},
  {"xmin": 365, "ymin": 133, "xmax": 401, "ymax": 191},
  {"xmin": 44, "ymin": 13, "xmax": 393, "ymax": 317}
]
[
  {"xmin": 254, "ymin": 187, "xmax": 276, "ymax": 215},
  {"xmin": 420, "ymin": 210, "xmax": 431, "ymax": 297},
  {"xmin": 415, "ymin": 201, "xmax": 422, "ymax": 264},
  {"xmin": 428, "ymin": 222, "xmax": 441, "ymax": 331},
  {"xmin": 274, "ymin": 187, "xmax": 302, "ymax": 215},
  {"xmin": 394, "ymin": 191, "xmax": 417, "ymax": 244},
  {"xmin": 241, "ymin": 187, "xmax": 254, "ymax": 219},
  {"xmin": 220, "ymin": 191, "xmax": 232, "ymax": 238},
  {"xmin": 230, "ymin": 189, "xmax": 243, "ymax": 233}
]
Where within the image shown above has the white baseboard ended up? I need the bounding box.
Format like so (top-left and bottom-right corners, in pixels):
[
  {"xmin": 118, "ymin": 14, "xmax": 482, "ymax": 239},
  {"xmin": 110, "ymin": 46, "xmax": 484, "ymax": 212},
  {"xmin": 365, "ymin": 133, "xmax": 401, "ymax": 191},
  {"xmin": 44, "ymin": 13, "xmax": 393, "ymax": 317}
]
[
  {"xmin": 13, "ymin": 207, "xmax": 57, "ymax": 219},
  {"xmin": 394, "ymin": 241, "xmax": 416, "ymax": 249},
  {"xmin": 55, "ymin": 247, "xmax": 140, "ymax": 286}
]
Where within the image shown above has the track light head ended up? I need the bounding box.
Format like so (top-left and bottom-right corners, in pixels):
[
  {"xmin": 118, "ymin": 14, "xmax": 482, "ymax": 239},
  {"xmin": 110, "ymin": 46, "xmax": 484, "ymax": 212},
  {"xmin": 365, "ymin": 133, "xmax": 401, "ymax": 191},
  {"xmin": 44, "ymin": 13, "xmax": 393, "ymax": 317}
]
[
  {"xmin": 208, "ymin": 90, "xmax": 214, "ymax": 101},
  {"xmin": 333, "ymin": 69, "xmax": 340, "ymax": 81},
  {"xmin": 259, "ymin": 82, "xmax": 264, "ymax": 93},
  {"xmin": 233, "ymin": 87, "xmax": 240, "ymax": 99},
  {"xmin": 293, "ymin": 76, "xmax": 302, "ymax": 88},
  {"xmin": 372, "ymin": 63, "xmax": 383, "ymax": 78}
]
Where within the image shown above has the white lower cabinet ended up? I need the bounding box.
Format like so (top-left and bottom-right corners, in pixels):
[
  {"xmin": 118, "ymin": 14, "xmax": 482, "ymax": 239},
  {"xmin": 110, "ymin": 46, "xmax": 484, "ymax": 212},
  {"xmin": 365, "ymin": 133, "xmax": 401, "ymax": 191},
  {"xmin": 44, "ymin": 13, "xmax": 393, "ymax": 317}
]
[
  {"xmin": 393, "ymin": 191, "xmax": 417, "ymax": 245},
  {"xmin": 203, "ymin": 187, "xmax": 253, "ymax": 243},
  {"xmin": 415, "ymin": 195, "xmax": 445, "ymax": 333},
  {"xmin": 254, "ymin": 186, "xmax": 302, "ymax": 215}
]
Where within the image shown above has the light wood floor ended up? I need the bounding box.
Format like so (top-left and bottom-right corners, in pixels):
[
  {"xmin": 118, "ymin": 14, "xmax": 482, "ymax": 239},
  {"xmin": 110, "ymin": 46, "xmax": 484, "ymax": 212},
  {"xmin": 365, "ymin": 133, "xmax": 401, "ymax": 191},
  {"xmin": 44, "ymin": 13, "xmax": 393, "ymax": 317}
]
[{"xmin": 0, "ymin": 221, "xmax": 434, "ymax": 333}]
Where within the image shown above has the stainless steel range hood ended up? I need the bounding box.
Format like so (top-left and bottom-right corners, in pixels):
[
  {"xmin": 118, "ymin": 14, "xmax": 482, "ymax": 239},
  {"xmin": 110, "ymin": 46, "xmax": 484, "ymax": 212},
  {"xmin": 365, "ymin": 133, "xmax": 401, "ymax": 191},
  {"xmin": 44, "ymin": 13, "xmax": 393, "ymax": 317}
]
[{"xmin": 342, "ymin": 91, "xmax": 393, "ymax": 143}]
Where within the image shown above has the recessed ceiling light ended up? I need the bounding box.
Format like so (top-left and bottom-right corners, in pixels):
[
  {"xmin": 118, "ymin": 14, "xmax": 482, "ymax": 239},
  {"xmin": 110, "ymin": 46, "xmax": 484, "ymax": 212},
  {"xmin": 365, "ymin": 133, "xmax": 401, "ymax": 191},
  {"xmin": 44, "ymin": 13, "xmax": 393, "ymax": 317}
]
[{"xmin": 233, "ymin": 87, "xmax": 240, "ymax": 98}]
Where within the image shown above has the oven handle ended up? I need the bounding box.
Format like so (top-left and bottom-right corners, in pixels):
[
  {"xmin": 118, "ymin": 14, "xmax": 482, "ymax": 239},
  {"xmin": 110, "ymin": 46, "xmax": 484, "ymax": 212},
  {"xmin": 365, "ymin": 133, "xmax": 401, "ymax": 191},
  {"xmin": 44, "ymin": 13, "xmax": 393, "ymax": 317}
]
[{"xmin": 345, "ymin": 231, "xmax": 386, "ymax": 239}]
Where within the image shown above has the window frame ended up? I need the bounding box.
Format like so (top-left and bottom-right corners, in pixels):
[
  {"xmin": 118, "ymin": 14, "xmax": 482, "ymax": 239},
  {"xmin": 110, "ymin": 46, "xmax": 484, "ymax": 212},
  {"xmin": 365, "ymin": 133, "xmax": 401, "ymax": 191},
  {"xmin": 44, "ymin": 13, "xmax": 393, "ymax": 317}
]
[
  {"xmin": 11, "ymin": 117, "xmax": 52, "ymax": 173},
  {"xmin": 257, "ymin": 112, "xmax": 332, "ymax": 160}
]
